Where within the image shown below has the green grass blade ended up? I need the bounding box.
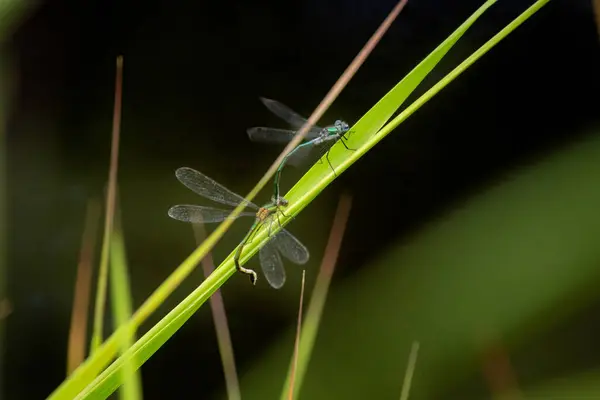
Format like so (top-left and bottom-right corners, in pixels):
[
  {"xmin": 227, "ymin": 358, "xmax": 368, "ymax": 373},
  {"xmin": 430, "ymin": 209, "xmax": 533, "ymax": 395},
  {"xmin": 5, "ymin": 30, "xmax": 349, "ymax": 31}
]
[
  {"xmin": 373, "ymin": 0, "xmax": 552, "ymax": 152},
  {"xmin": 110, "ymin": 224, "xmax": 143, "ymax": 400},
  {"xmin": 50, "ymin": 0, "xmax": 553, "ymax": 397},
  {"xmin": 91, "ymin": 227, "xmax": 110, "ymax": 352},
  {"xmin": 91, "ymin": 56, "xmax": 124, "ymax": 353},
  {"xmin": 399, "ymin": 342, "xmax": 420, "ymax": 400},
  {"xmin": 91, "ymin": 219, "xmax": 111, "ymax": 352},
  {"xmin": 58, "ymin": 3, "xmax": 501, "ymax": 398}
]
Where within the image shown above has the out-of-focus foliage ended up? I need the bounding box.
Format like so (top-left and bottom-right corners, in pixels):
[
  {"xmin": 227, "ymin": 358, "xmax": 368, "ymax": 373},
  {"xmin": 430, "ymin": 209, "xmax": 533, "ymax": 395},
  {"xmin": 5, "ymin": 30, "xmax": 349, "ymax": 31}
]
[
  {"xmin": 110, "ymin": 228, "xmax": 143, "ymax": 400},
  {"xmin": 0, "ymin": 0, "xmax": 34, "ymax": 42},
  {"xmin": 242, "ymin": 130, "xmax": 600, "ymax": 399},
  {"xmin": 525, "ymin": 368, "xmax": 600, "ymax": 398}
]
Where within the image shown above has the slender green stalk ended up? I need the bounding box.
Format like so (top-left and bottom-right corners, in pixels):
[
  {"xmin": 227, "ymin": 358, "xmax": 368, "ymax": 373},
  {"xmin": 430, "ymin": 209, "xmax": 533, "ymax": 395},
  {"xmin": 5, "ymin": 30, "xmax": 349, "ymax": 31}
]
[
  {"xmin": 399, "ymin": 342, "xmax": 420, "ymax": 400},
  {"xmin": 110, "ymin": 222, "xmax": 143, "ymax": 400},
  {"xmin": 92, "ymin": 56, "xmax": 124, "ymax": 352}
]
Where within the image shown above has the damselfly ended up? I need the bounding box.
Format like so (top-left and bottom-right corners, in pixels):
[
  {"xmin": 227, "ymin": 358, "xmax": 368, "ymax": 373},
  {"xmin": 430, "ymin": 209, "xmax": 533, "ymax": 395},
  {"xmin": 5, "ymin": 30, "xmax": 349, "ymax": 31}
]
[
  {"xmin": 168, "ymin": 167, "xmax": 309, "ymax": 289},
  {"xmin": 247, "ymin": 97, "xmax": 354, "ymax": 200}
]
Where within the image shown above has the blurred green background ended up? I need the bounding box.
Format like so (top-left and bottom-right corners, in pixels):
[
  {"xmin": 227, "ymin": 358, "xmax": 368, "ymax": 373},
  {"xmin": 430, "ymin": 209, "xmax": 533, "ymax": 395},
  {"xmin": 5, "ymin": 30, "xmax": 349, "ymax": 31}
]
[{"xmin": 2, "ymin": 0, "xmax": 600, "ymax": 399}]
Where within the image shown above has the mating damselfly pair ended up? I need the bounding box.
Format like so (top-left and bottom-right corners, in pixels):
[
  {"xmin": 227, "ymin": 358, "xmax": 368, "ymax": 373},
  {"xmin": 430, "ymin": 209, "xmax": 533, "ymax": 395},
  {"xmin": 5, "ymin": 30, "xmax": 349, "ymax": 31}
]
[{"xmin": 168, "ymin": 98, "xmax": 354, "ymax": 288}]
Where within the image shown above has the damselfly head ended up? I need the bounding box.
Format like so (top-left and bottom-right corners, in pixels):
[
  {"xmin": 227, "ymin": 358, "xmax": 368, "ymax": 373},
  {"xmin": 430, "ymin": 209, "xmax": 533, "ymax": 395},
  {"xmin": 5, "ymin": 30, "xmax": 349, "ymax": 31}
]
[
  {"xmin": 335, "ymin": 120, "xmax": 350, "ymax": 132},
  {"xmin": 272, "ymin": 195, "xmax": 289, "ymax": 207}
]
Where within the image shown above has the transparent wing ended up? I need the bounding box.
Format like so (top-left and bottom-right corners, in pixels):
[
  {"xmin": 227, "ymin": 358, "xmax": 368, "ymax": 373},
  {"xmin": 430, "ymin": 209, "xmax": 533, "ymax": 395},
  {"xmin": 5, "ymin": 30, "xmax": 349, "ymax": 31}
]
[
  {"xmin": 175, "ymin": 167, "xmax": 257, "ymax": 210},
  {"xmin": 285, "ymin": 145, "xmax": 314, "ymax": 167},
  {"xmin": 247, "ymin": 127, "xmax": 321, "ymax": 144},
  {"xmin": 259, "ymin": 239, "xmax": 286, "ymax": 289},
  {"xmin": 311, "ymin": 139, "xmax": 339, "ymax": 159},
  {"xmin": 168, "ymin": 205, "xmax": 255, "ymax": 224},
  {"xmin": 260, "ymin": 97, "xmax": 323, "ymax": 133},
  {"xmin": 272, "ymin": 229, "xmax": 310, "ymax": 265},
  {"xmin": 284, "ymin": 139, "xmax": 338, "ymax": 168}
]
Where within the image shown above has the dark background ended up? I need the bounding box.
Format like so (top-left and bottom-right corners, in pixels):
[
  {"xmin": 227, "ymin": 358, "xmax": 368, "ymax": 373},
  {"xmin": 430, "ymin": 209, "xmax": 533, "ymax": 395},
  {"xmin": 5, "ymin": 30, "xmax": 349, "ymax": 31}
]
[{"xmin": 4, "ymin": 0, "xmax": 600, "ymax": 398}]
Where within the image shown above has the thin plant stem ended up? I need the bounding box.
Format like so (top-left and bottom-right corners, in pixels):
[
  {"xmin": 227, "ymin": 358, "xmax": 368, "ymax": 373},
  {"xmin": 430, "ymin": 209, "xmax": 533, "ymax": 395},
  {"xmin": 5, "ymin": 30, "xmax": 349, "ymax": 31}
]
[
  {"xmin": 110, "ymin": 206, "xmax": 143, "ymax": 400},
  {"xmin": 399, "ymin": 342, "xmax": 420, "ymax": 400},
  {"xmin": 91, "ymin": 56, "xmax": 124, "ymax": 352}
]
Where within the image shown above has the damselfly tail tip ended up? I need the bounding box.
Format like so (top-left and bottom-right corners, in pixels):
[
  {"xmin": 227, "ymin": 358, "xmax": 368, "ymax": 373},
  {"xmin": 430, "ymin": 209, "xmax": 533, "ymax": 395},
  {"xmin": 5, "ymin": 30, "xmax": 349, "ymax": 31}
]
[
  {"xmin": 249, "ymin": 271, "xmax": 257, "ymax": 285},
  {"xmin": 237, "ymin": 263, "xmax": 258, "ymax": 286}
]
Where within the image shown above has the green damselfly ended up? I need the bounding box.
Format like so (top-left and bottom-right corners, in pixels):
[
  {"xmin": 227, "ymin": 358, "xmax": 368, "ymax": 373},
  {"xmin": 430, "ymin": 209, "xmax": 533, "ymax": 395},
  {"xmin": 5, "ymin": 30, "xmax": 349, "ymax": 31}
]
[
  {"xmin": 247, "ymin": 97, "xmax": 354, "ymax": 200},
  {"xmin": 168, "ymin": 167, "xmax": 309, "ymax": 289}
]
